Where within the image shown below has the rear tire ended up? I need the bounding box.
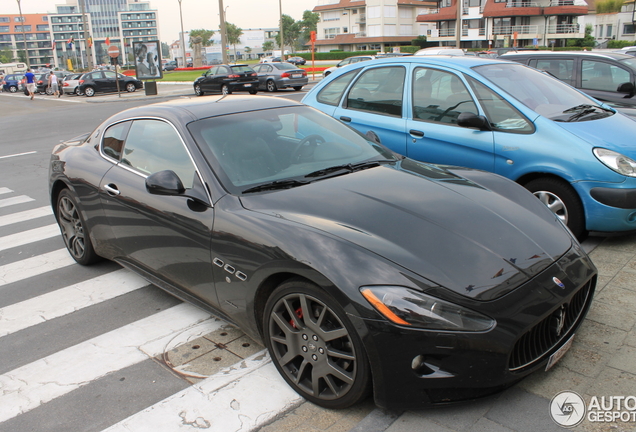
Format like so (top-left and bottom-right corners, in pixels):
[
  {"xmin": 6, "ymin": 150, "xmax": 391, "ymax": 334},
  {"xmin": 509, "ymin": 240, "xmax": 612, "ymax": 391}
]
[
  {"xmin": 293, "ymin": 86, "xmax": 303, "ymax": 91},
  {"xmin": 524, "ymin": 177, "xmax": 586, "ymax": 240},
  {"xmin": 266, "ymin": 80, "xmax": 277, "ymax": 92},
  {"xmin": 126, "ymin": 83, "xmax": 136, "ymax": 92},
  {"xmin": 84, "ymin": 86, "xmax": 95, "ymax": 97},
  {"xmin": 221, "ymin": 84, "xmax": 232, "ymax": 95},
  {"xmin": 248, "ymin": 89, "xmax": 258, "ymax": 95},
  {"xmin": 56, "ymin": 189, "xmax": 102, "ymax": 266},
  {"xmin": 9, "ymin": 85, "xmax": 17, "ymax": 93}
]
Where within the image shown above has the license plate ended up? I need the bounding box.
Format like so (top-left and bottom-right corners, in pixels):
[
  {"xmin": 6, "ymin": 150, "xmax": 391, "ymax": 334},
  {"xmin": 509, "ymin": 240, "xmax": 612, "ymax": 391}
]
[
  {"xmin": 244, "ymin": 83, "xmax": 252, "ymax": 87},
  {"xmin": 545, "ymin": 335, "xmax": 574, "ymax": 371},
  {"xmin": 291, "ymin": 74, "xmax": 301, "ymax": 78}
]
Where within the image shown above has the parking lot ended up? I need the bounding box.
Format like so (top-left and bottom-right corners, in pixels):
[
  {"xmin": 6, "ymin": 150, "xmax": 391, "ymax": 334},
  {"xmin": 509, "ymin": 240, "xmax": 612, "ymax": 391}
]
[{"xmin": 1, "ymin": 85, "xmax": 635, "ymax": 432}]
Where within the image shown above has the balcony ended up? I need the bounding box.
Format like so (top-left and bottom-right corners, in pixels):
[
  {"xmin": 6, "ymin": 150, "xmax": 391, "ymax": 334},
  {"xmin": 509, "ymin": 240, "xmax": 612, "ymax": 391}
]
[
  {"xmin": 505, "ymin": 1, "xmax": 540, "ymax": 7},
  {"xmin": 546, "ymin": 23, "xmax": 580, "ymax": 33},
  {"xmin": 356, "ymin": 13, "xmax": 366, "ymax": 23},
  {"xmin": 492, "ymin": 25, "xmax": 540, "ymax": 35},
  {"xmin": 438, "ymin": 28, "xmax": 456, "ymax": 37},
  {"xmin": 355, "ymin": 31, "xmax": 367, "ymax": 37}
]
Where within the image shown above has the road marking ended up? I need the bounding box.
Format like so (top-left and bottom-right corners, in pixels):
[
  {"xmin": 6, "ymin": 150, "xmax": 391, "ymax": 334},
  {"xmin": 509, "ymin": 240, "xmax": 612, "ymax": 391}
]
[
  {"xmin": 102, "ymin": 352, "xmax": 303, "ymax": 432},
  {"xmin": 0, "ymin": 206, "xmax": 53, "ymax": 228},
  {"xmin": 0, "ymin": 151, "xmax": 37, "ymax": 160},
  {"xmin": 0, "ymin": 187, "xmax": 13, "ymax": 195},
  {"xmin": 0, "ymin": 224, "xmax": 60, "ymax": 252},
  {"xmin": 0, "ymin": 268, "xmax": 149, "ymax": 337},
  {"xmin": 0, "ymin": 303, "xmax": 215, "ymax": 423},
  {"xmin": 0, "ymin": 249, "xmax": 76, "ymax": 287},
  {"xmin": 0, "ymin": 195, "xmax": 34, "ymax": 208}
]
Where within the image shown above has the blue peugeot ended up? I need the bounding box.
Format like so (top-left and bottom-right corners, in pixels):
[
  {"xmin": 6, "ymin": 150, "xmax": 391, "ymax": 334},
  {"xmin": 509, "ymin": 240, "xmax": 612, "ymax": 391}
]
[{"xmin": 302, "ymin": 56, "xmax": 636, "ymax": 239}]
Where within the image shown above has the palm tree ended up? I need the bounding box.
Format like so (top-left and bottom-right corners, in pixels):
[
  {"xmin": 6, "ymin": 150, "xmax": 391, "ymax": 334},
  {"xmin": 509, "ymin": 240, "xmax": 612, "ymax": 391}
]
[
  {"xmin": 262, "ymin": 41, "xmax": 274, "ymax": 56},
  {"xmin": 225, "ymin": 22, "xmax": 243, "ymax": 63}
]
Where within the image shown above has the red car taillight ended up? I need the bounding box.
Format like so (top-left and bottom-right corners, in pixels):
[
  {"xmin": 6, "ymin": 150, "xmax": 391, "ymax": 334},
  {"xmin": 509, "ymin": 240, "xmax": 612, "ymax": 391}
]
[
  {"xmin": 228, "ymin": 74, "xmax": 240, "ymax": 78},
  {"xmin": 79, "ymin": 79, "xmax": 84, "ymax": 84},
  {"xmin": 37, "ymin": 80, "xmax": 43, "ymax": 84},
  {"xmin": 250, "ymin": 72, "xmax": 257, "ymax": 77},
  {"xmin": 280, "ymin": 72, "xmax": 290, "ymax": 78},
  {"xmin": 63, "ymin": 82, "xmax": 69, "ymax": 87}
]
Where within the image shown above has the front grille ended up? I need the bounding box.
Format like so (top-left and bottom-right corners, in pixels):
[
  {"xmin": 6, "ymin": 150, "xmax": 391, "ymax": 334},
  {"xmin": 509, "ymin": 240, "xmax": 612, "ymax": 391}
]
[{"xmin": 508, "ymin": 279, "xmax": 593, "ymax": 371}]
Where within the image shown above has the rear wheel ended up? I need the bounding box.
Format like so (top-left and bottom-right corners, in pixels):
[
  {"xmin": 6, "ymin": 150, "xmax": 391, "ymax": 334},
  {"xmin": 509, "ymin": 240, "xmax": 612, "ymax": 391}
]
[
  {"xmin": 125, "ymin": 83, "xmax": 136, "ymax": 92},
  {"xmin": 266, "ymin": 80, "xmax": 277, "ymax": 92},
  {"xmin": 293, "ymin": 86, "xmax": 303, "ymax": 91},
  {"xmin": 524, "ymin": 177, "xmax": 586, "ymax": 240},
  {"xmin": 75, "ymin": 87, "xmax": 83, "ymax": 95},
  {"xmin": 9, "ymin": 85, "xmax": 17, "ymax": 93},
  {"xmin": 194, "ymin": 84, "xmax": 204, "ymax": 96},
  {"xmin": 248, "ymin": 89, "xmax": 258, "ymax": 95},
  {"xmin": 221, "ymin": 84, "xmax": 231, "ymax": 95},
  {"xmin": 84, "ymin": 86, "xmax": 95, "ymax": 97},
  {"xmin": 56, "ymin": 189, "xmax": 101, "ymax": 266},
  {"xmin": 45, "ymin": 87, "xmax": 54, "ymax": 95},
  {"xmin": 263, "ymin": 279, "xmax": 370, "ymax": 409}
]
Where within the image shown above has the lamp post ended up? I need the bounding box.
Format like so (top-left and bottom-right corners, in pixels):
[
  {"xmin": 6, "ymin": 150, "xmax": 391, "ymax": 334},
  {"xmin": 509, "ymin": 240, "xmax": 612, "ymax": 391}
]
[
  {"xmin": 455, "ymin": 0, "xmax": 461, "ymax": 49},
  {"xmin": 279, "ymin": 0, "xmax": 285, "ymax": 61},
  {"xmin": 178, "ymin": 0, "xmax": 186, "ymax": 67},
  {"xmin": 16, "ymin": 0, "xmax": 30, "ymax": 68},
  {"xmin": 218, "ymin": 0, "xmax": 228, "ymax": 64},
  {"xmin": 79, "ymin": 0, "xmax": 93, "ymax": 70}
]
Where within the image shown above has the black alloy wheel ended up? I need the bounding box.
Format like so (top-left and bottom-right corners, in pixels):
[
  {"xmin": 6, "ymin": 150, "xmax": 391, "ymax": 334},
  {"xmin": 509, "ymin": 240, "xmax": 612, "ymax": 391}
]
[
  {"xmin": 125, "ymin": 83, "xmax": 137, "ymax": 92},
  {"xmin": 194, "ymin": 84, "xmax": 204, "ymax": 96},
  {"xmin": 266, "ymin": 80, "xmax": 277, "ymax": 92},
  {"xmin": 56, "ymin": 189, "xmax": 101, "ymax": 266},
  {"xmin": 264, "ymin": 280, "xmax": 370, "ymax": 409},
  {"xmin": 525, "ymin": 177, "xmax": 586, "ymax": 240}
]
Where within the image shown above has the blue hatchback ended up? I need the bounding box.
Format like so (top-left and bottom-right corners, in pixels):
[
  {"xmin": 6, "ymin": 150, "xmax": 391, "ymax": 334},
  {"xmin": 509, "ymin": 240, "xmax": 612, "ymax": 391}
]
[
  {"xmin": 302, "ymin": 56, "xmax": 636, "ymax": 239},
  {"xmin": 2, "ymin": 73, "xmax": 24, "ymax": 93}
]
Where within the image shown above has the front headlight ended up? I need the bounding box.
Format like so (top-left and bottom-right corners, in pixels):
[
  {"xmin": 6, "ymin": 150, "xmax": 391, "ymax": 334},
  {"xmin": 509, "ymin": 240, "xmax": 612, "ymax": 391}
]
[
  {"xmin": 593, "ymin": 148, "xmax": 636, "ymax": 177},
  {"xmin": 360, "ymin": 286, "xmax": 495, "ymax": 332}
]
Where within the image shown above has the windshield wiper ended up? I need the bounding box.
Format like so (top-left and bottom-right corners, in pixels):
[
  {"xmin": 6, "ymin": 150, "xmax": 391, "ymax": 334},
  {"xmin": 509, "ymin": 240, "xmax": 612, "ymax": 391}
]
[
  {"xmin": 563, "ymin": 104, "xmax": 614, "ymax": 114},
  {"xmin": 242, "ymin": 179, "xmax": 310, "ymax": 194},
  {"xmin": 559, "ymin": 104, "xmax": 614, "ymax": 122},
  {"xmin": 304, "ymin": 159, "xmax": 395, "ymax": 178}
]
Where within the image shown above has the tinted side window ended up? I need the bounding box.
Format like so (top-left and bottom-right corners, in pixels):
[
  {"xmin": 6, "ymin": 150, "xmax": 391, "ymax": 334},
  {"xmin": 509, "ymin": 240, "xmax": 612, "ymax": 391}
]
[
  {"xmin": 104, "ymin": 71, "xmax": 116, "ymax": 79},
  {"xmin": 534, "ymin": 58, "xmax": 575, "ymax": 85},
  {"xmin": 316, "ymin": 69, "xmax": 359, "ymax": 106},
  {"xmin": 102, "ymin": 121, "xmax": 131, "ymax": 161},
  {"xmin": 581, "ymin": 60, "xmax": 631, "ymax": 92},
  {"xmin": 120, "ymin": 119, "xmax": 196, "ymax": 188},
  {"xmin": 412, "ymin": 67, "xmax": 477, "ymax": 125},
  {"xmin": 467, "ymin": 78, "xmax": 533, "ymax": 133},
  {"xmin": 346, "ymin": 66, "xmax": 405, "ymax": 117}
]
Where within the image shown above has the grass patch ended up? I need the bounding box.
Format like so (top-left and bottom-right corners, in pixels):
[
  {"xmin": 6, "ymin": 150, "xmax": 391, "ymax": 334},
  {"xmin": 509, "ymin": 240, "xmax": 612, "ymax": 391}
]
[{"xmin": 159, "ymin": 70, "xmax": 206, "ymax": 82}]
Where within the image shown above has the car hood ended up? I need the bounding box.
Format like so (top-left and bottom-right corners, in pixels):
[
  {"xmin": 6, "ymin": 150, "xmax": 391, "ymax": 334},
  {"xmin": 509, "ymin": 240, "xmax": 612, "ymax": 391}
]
[
  {"xmin": 240, "ymin": 161, "xmax": 572, "ymax": 301},
  {"xmin": 556, "ymin": 111, "xmax": 636, "ymax": 154}
]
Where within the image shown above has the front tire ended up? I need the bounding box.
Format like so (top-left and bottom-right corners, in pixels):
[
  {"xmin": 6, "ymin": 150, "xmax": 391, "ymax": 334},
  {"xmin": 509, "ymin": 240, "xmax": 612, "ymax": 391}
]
[
  {"xmin": 126, "ymin": 83, "xmax": 136, "ymax": 92},
  {"xmin": 194, "ymin": 84, "xmax": 204, "ymax": 96},
  {"xmin": 84, "ymin": 86, "xmax": 95, "ymax": 97},
  {"xmin": 56, "ymin": 189, "xmax": 101, "ymax": 266},
  {"xmin": 263, "ymin": 280, "xmax": 370, "ymax": 409},
  {"xmin": 221, "ymin": 84, "xmax": 232, "ymax": 95},
  {"xmin": 524, "ymin": 177, "xmax": 585, "ymax": 240},
  {"xmin": 266, "ymin": 80, "xmax": 277, "ymax": 92}
]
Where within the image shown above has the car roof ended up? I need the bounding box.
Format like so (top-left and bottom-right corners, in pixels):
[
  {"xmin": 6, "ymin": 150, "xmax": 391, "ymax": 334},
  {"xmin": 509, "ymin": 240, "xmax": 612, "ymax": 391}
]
[
  {"xmin": 105, "ymin": 95, "xmax": 302, "ymax": 125},
  {"xmin": 340, "ymin": 55, "xmax": 503, "ymax": 71},
  {"xmin": 501, "ymin": 51, "xmax": 635, "ymax": 61}
]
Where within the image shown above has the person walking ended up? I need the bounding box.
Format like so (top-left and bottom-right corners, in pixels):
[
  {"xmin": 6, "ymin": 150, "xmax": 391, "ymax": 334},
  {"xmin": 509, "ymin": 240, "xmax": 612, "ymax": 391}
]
[
  {"xmin": 24, "ymin": 68, "xmax": 36, "ymax": 100},
  {"xmin": 48, "ymin": 71, "xmax": 60, "ymax": 98},
  {"xmin": 0, "ymin": 72, "xmax": 4, "ymax": 93}
]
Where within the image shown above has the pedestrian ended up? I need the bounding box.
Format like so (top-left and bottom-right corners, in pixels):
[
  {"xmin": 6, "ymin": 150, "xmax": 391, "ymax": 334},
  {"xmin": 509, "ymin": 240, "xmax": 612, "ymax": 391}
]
[
  {"xmin": 0, "ymin": 71, "xmax": 4, "ymax": 93},
  {"xmin": 24, "ymin": 68, "xmax": 36, "ymax": 100},
  {"xmin": 48, "ymin": 71, "xmax": 60, "ymax": 98}
]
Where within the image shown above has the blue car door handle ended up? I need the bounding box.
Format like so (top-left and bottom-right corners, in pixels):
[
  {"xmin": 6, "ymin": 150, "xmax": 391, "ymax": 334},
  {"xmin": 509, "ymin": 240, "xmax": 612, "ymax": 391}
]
[
  {"xmin": 340, "ymin": 116, "xmax": 351, "ymax": 122},
  {"xmin": 409, "ymin": 130, "xmax": 425, "ymax": 138}
]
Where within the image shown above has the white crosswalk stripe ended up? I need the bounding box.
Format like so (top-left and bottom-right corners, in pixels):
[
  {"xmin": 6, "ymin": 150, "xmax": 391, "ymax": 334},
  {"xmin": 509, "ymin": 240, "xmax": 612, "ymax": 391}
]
[{"xmin": 0, "ymin": 187, "xmax": 301, "ymax": 432}]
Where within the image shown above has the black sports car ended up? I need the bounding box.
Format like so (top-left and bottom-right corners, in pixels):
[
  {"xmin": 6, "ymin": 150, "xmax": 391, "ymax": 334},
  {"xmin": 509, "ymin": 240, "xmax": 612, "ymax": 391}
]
[{"xmin": 49, "ymin": 96, "xmax": 597, "ymax": 410}]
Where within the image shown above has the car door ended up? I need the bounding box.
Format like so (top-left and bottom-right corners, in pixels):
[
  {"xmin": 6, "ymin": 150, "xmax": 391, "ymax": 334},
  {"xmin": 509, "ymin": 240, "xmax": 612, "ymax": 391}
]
[
  {"xmin": 102, "ymin": 71, "xmax": 120, "ymax": 93},
  {"xmin": 579, "ymin": 59, "xmax": 635, "ymax": 105},
  {"xmin": 332, "ymin": 65, "xmax": 408, "ymax": 154},
  {"xmin": 98, "ymin": 118, "xmax": 217, "ymax": 304},
  {"xmin": 254, "ymin": 64, "xmax": 270, "ymax": 89},
  {"xmin": 200, "ymin": 66, "xmax": 218, "ymax": 92},
  {"xmin": 404, "ymin": 67, "xmax": 495, "ymax": 171},
  {"xmin": 211, "ymin": 66, "xmax": 229, "ymax": 92}
]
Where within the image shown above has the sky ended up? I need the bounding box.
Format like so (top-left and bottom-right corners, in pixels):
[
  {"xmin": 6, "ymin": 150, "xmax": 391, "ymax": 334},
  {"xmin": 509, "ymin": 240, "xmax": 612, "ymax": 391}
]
[{"xmin": 11, "ymin": 0, "xmax": 316, "ymax": 44}]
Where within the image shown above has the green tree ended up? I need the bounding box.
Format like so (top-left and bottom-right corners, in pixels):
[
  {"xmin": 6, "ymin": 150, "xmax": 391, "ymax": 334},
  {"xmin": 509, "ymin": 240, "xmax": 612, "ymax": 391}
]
[
  {"xmin": 17, "ymin": 49, "xmax": 27, "ymax": 63},
  {"xmin": 276, "ymin": 14, "xmax": 300, "ymax": 54},
  {"xmin": 161, "ymin": 41, "xmax": 170, "ymax": 58},
  {"xmin": 298, "ymin": 11, "xmax": 320, "ymax": 48},
  {"xmin": 189, "ymin": 29, "xmax": 215, "ymax": 48},
  {"xmin": 412, "ymin": 35, "xmax": 428, "ymax": 49},
  {"xmin": 595, "ymin": 0, "xmax": 624, "ymax": 13},
  {"xmin": 0, "ymin": 48, "xmax": 13, "ymax": 63},
  {"xmin": 566, "ymin": 24, "xmax": 595, "ymax": 48},
  {"xmin": 225, "ymin": 22, "xmax": 243, "ymax": 62},
  {"xmin": 262, "ymin": 40, "xmax": 274, "ymax": 54}
]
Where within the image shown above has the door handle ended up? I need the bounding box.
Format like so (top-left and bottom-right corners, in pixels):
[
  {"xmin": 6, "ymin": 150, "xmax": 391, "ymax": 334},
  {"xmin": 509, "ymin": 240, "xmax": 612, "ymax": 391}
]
[
  {"xmin": 103, "ymin": 183, "xmax": 121, "ymax": 196},
  {"xmin": 340, "ymin": 116, "xmax": 351, "ymax": 122},
  {"xmin": 409, "ymin": 130, "xmax": 425, "ymax": 138}
]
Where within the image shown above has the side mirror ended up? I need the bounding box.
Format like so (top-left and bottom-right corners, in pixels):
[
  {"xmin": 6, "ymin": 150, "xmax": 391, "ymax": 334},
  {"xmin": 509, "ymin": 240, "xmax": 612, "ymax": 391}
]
[
  {"xmin": 617, "ymin": 82, "xmax": 635, "ymax": 95},
  {"xmin": 457, "ymin": 112, "xmax": 491, "ymax": 130},
  {"xmin": 146, "ymin": 170, "xmax": 185, "ymax": 196}
]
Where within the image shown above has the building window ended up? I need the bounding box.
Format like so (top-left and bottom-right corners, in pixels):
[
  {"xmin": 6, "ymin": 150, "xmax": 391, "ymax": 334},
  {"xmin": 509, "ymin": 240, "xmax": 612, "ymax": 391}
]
[
  {"xmin": 399, "ymin": 7, "xmax": 413, "ymax": 18},
  {"xmin": 42, "ymin": 16, "xmax": 48, "ymax": 21},
  {"xmin": 368, "ymin": 24, "xmax": 381, "ymax": 37},
  {"xmin": 598, "ymin": 25, "xmax": 603, "ymax": 37},
  {"xmin": 15, "ymin": 25, "xmax": 32, "ymax": 32},
  {"xmin": 324, "ymin": 27, "xmax": 339, "ymax": 38},
  {"xmin": 441, "ymin": 0, "xmax": 452, "ymax": 7},
  {"xmin": 0, "ymin": 26, "xmax": 8, "ymax": 32},
  {"xmin": 0, "ymin": 17, "xmax": 9, "ymax": 23},
  {"xmin": 384, "ymin": 24, "xmax": 397, "ymax": 35},
  {"xmin": 384, "ymin": 6, "xmax": 397, "ymax": 17},
  {"xmin": 367, "ymin": 6, "xmax": 381, "ymax": 18},
  {"xmin": 623, "ymin": 24, "xmax": 635, "ymax": 34},
  {"xmin": 606, "ymin": 24, "xmax": 612, "ymax": 37},
  {"xmin": 14, "ymin": 16, "xmax": 25, "ymax": 22},
  {"xmin": 37, "ymin": 25, "xmax": 49, "ymax": 31},
  {"xmin": 400, "ymin": 24, "xmax": 413, "ymax": 35}
]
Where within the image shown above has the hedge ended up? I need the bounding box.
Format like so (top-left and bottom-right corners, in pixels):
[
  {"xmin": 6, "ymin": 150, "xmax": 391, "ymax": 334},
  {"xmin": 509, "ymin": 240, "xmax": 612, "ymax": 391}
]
[{"xmin": 290, "ymin": 47, "xmax": 420, "ymax": 61}]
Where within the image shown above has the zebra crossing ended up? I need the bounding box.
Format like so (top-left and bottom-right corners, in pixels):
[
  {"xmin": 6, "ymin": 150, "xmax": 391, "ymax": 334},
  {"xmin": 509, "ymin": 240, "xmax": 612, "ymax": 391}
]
[{"xmin": 0, "ymin": 187, "xmax": 303, "ymax": 432}]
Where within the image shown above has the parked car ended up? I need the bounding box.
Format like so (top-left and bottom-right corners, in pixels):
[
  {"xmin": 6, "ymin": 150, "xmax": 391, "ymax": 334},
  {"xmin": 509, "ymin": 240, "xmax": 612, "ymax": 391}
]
[
  {"xmin": 286, "ymin": 56, "xmax": 306, "ymax": 66},
  {"xmin": 62, "ymin": 73, "xmax": 84, "ymax": 95},
  {"xmin": 501, "ymin": 51, "xmax": 636, "ymax": 115},
  {"xmin": 30, "ymin": 71, "xmax": 71, "ymax": 95},
  {"xmin": 193, "ymin": 64, "xmax": 258, "ymax": 96},
  {"xmin": 614, "ymin": 46, "xmax": 636, "ymax": 57},
  {"xmin": 252, "ymin": 62, "xmax": 308, "ymax": 92},
  {"xmin": 49, "ymin": 95, "xmax": 596, "ymax": 410},
  {"xmin": 322, "ymin": 55, "xmax": 376, "ymax": 77},
  {"xmin": 78, "ymin": 70, "xmax": 143, "ymax": 97},
  {"xmin": 414, "ymin": 47, "xmax": 465, "ymax": 56},
  {"xmin": 163, "ymin": 61, "xmax": 178, "ymax": 71},
  {"xmin": 302, "ymin": 56, "xmax": 636, "ymax": 239},
  {"xmin": 2, "ymin": 73, "xmax": 24, "ymax": 93},
  {"xmin": 260, "ymin": 56, "xmax": 281, "ymax": 63}
]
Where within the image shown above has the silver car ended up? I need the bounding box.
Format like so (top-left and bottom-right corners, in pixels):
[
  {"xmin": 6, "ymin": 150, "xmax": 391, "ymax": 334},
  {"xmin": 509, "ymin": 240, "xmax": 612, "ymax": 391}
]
[
  {"xmin": 62, "ymin": 73, "xmax": 84, "ymax": 95},
  {"xmin": 252, "ymin": 62, "xmax": 308, "ymax": 92}
]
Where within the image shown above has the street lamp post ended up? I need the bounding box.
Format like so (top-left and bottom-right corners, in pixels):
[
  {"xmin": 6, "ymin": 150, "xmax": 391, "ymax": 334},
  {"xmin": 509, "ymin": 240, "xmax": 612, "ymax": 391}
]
[
  {"xmin": 79, "ymin": 0, "xmax": 94, "ymax": 70},
  {"xmin": 218, "ymin": 0, "xmax": 228, "ymax": 64},
  {"xmin": 279, "ymin": 0, "xmax": 285, "ymax": 61},
  {"xmin": 16, "ymin": 0, "xmax": 30, "ymax": 68},
  {"xmin": 178, "ymin": 0, "xmax": 186, "ymax": 67}
]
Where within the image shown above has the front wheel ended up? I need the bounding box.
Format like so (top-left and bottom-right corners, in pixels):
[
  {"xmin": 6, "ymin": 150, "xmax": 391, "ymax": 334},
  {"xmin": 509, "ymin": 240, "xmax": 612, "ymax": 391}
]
[
  {"xmin": 263, "ymin": 280, "xmax": 370, "ymax": 409},
  {"xmin": 84, "ymin": 86, "xmax": 95, "ymax": 97},
  {"xmin": 524, "ymin": 177, "xmax": 586, "ymax": 240},
  {"xmin": 56, "ymin": 189, "xmax": 101, "ymax": 266},
  {"xmin": 126, "ymin": 83, "xmax": 136, "ymax": 92},
  {"xmin": 221, "ymin": 84, "xmax": 232, "ymax": 95},
  {"xmin": 9, "ymin": 85, "xmax": 17, "ymax": 93},
  {"xmin": 194, "ymin": 84, "xmax": 204, "ymax": 96},
  {"xmin": 266, "ymin": 80, "xmax": 277, "ymax": 92}
]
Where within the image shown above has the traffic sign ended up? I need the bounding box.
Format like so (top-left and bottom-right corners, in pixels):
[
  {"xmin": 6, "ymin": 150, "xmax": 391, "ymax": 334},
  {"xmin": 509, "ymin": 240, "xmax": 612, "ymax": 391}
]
[{"xmin": 108, "ymin": 45, "xmax": 120, "ymax": 58}]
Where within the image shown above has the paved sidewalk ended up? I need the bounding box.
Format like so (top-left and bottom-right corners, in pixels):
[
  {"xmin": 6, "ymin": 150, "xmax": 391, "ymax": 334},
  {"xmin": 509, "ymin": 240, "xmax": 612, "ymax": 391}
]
[{"xmin": 259, "ymin": 235, "xmax": 636, "ymax": 432}]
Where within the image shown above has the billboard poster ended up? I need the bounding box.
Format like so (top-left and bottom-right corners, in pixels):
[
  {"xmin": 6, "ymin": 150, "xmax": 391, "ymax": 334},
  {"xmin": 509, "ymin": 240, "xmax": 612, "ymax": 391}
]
[{"xmin": 133, "ymin": 40, "xmax": 163, "ymax": 80}]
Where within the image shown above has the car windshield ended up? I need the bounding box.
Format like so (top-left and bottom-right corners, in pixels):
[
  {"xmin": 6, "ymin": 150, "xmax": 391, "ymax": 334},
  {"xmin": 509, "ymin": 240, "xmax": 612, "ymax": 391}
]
[
  {"xmin": 188, "ymin": 106, "xmax": 397, "ymax": 194},
  {"xmin": 275, "ymin": 63, "xmax": 298, "ymax": 70},
  {"xmin": 473, "ymin": 63, "xmax": 611, "ymax": 120},
  {"xmin": 618, "ymin": 56, "xmax": 636, "ymax": 70}
]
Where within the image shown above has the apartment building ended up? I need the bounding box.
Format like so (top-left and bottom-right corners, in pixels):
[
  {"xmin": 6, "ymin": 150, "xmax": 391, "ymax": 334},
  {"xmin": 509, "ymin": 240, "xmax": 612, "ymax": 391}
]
[{"xmin": 0, "ymin": 14, "xmax": 54, "ymax": 68}]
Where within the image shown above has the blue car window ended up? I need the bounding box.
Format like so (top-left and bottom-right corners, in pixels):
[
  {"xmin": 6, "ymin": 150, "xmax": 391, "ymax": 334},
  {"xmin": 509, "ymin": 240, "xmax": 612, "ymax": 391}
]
[
  {"xmin": 346, "ymin": 66, "xmax": 405, "ymax": 117},
  {"xmin": 467, "ymin": 77, "xmax": 534, "ymax": 133},
  {"xmin": 412, "ymin": 68, "xmax": 477, "ymax": 125},
  {"xmin": 316, "ymin": 69, "xmax": 359, "ymax": 106},
  {"xmin": 581, "ymin": 60, "xmax": 631, "ymax": 92}
]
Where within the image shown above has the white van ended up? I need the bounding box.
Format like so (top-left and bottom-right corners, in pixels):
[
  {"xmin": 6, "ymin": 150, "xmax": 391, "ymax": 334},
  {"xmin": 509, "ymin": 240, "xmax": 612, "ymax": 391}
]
[{"xmin": 0, "ymin": 62, "xmax": 28, "ymax": 75}]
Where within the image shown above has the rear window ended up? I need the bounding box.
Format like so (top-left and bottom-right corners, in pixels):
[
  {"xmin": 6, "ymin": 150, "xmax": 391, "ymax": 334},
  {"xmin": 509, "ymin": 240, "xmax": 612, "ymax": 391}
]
[
  {"xmin": 230, "ymin": 65, "xmax": 255, "ymax": 73},
  {"xmin": 275, "ymin": 63, "xmax": 298, "ymax": 70}
]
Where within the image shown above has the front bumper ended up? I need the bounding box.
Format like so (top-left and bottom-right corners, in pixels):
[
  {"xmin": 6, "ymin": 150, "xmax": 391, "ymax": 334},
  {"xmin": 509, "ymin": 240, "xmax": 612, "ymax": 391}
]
[
  {"xmin": 574, "ymin": 180, "xmax": 636, "ymax": 232},
  {"xmin": 352, "ymin": 247, "xmax": 596, "ymax": 410}
]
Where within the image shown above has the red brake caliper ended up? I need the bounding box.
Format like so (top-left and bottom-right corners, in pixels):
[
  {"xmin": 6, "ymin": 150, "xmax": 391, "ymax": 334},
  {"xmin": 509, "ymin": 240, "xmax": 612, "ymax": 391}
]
[{"xmin": 290, "ymin": 307, "xmax": 303, "ymax": 328}]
